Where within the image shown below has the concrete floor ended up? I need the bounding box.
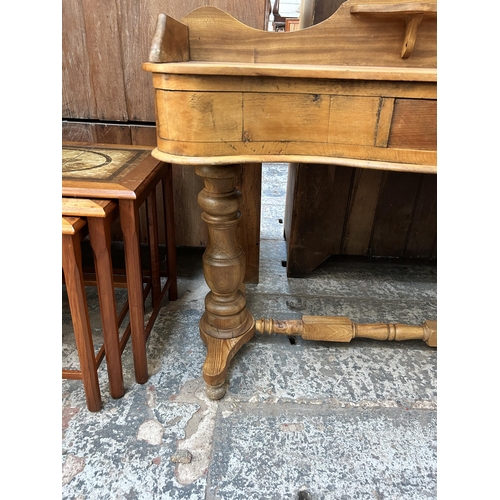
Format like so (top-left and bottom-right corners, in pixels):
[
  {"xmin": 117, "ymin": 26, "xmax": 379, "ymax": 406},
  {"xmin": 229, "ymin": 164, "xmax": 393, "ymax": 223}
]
[{"xmin": 62, "ymin": 163, "xmax": 437, "ymax": 500}]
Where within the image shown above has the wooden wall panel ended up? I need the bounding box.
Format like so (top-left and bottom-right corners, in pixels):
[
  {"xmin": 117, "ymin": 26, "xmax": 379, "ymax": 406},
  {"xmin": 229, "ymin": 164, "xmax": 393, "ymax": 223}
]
[
  {"xmin": 208, "ymin": 0, "xmax": 270, "ymax": 29},
  {"xmin": 61, "ymin": 121, "xmax": 94, "ymax": 143},
  {"xmin": 63, "ymin": 0, "xmax": 270, "ymax": 123},
  {"xmin": 341, "ymin": 169, "xmax": 384, "ymax": 256},
  {"xmin": 114, "ymin": 0, "xmax": 207, "ymax": 122},
  {"xmin": 62, "ymin": 0, "xmax": 96, "ymax": 119},
  {"xmin": 115, "ymin": 0, "xmax": 155, "ymax": 122},
  {"xmin": 80, "ymin": 0, "xmax": 128, "ymax": 121},
  {"xmin": 403, "ymin": 174, "xmax": 437, "ymax": 259},
  {"xmin": 92, "ymin": 123, "xmax": 133, "ymax": 145},
  {"xmin": 130, "ymin": 124, "xmax": 158, "ymax": 147},
  {"xmin": 285, "ymin": 165, "xmax": 435, "ymax": 276},
  {"xmin": 285, "ymin": 163, "xmax": 351, "ymax": 275},
  {"xmin": 431, "ymin": 235, "xmax": 437, "ymax": 260},
  {"xmin": 120, "ymin": 0, "xmax": 188, "ymax": 122},
  {"xmin": 171, "ymin": 164, "xmax": 207, "ymax": 247},
  {"xmin": 236, "ymin": 164, "xmax": 262, "ymax": 283},
  {"xmin": 369, "ymin": 172, "xmax": 421, "ymax": 257}
]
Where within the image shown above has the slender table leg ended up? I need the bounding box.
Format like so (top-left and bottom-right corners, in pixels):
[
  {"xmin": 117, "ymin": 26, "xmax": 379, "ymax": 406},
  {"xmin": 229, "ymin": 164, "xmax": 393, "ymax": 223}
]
[
  {"xmin": 146, "ymin": 189, "xmax": 162, "ymax": 308},
  {"xmin": 162, "ymin": 165, "xmax": 178, "ymax": 301},
  {"xmin": 62, "ymin": 231, "xmax": 102, "ymax": 412},
  {"xmin": 87, "ymin": 216, "xmax": 125, "ymax": 399},
  {"xmin": 119, "ymin": 200, "xmax": 149, "ymax": 384},
  {"xmin": 195, "ymin": 164, "xmax": 255, "ymax": 400}
]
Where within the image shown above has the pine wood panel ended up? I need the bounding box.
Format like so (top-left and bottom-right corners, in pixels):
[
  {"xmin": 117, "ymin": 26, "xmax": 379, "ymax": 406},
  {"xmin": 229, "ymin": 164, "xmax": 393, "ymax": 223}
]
[
  {"xmin": 153, "ymin": 73, "xmax": 436, "ymax": 97},
  {"xmin": 156, "ymin": 137, "xmax": 436, "ymax": 170},
  {"xmin": 181, "ymin": 3, "xmax": 436, "ymax": 67},
  {"xmin": 388, "ymin": 98, "xmax": 437, "ymax": 150},
  {"xmin": 328, "ymin": 95, "xmax": 380, "ymax": 145},
  {"xmin": 157, "ymin": 91, "xmax": 243, "ymax": 142},
  {"xmin": 244, "ymin": 93, "xmax": 331, "ymax": 142},
  {"xmin": 62, "ymin": 0, "xmax": 95, "ymax": 119},
  {"xmin": 153, "ymin": 80, "xmax": 436, "ymax": 171}
]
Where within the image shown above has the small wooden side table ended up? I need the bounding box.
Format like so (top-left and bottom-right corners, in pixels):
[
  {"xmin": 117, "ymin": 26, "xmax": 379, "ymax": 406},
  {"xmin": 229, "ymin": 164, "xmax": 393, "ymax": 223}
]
[
  {"xmin": 62, "ymin": 143, "xmax": 178, "ymax": 384},
  {"xmin": 62, "ymin": 198, "xmax": 126, "ymax": 402}
]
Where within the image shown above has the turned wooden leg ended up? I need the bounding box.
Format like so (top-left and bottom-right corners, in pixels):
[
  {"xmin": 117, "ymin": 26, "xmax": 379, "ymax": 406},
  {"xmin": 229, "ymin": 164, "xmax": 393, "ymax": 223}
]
[{"xmin": 196, "ymin": 164, "xmax": 255, "ymax": 399}]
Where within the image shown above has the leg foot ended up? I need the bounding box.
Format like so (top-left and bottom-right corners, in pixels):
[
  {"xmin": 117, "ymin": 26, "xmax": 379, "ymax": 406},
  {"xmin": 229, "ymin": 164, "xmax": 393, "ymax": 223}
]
[
  {"xmin": 200, "ymin": 321, "xmax": 255, "ymax": 399},
  {"xmin": 205, "ymin": 382, "xmax": 227, "ymax": 401}
]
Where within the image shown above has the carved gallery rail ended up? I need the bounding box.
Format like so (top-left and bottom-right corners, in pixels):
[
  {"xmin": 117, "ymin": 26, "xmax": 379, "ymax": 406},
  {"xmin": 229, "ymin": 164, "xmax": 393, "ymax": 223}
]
[{"xmin": 143, "ymin": 0, "xmax": 437, "ymax": 400}]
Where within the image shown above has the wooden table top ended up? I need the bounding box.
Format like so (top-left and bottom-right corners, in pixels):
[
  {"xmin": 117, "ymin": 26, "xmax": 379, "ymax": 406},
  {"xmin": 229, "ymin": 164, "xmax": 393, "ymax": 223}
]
[
  {"xmin": 143, "ymin": 2, "xmax": 437, "ymax": 173},
  {"xmin": 62, "ymin": 142, "xmax": 164, "ymax": 200}
]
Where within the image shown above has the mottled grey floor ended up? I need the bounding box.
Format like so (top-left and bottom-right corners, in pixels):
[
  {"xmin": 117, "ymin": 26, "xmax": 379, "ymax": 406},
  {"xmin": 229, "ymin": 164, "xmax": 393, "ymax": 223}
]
[{"xmin": 62, "ymin": 163, "xmax": 437, "ymax": 500}]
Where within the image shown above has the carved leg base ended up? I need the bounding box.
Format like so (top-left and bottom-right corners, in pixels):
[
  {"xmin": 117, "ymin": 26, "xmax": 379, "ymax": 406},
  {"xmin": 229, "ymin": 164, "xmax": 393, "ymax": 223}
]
[{"xmin": 200, "ymin": 326, "xmax": 255, "ymax": 399}]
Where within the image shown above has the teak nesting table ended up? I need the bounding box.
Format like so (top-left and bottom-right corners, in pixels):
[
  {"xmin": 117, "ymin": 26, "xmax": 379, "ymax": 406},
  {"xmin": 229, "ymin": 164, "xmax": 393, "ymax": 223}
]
[
  {"xmin": 143, "ymin": 0, "xmax": 438, "ymax": 399},
  {"xmin": 62, "ymin": 143, "xmax": 178, "ymax": 389}
]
